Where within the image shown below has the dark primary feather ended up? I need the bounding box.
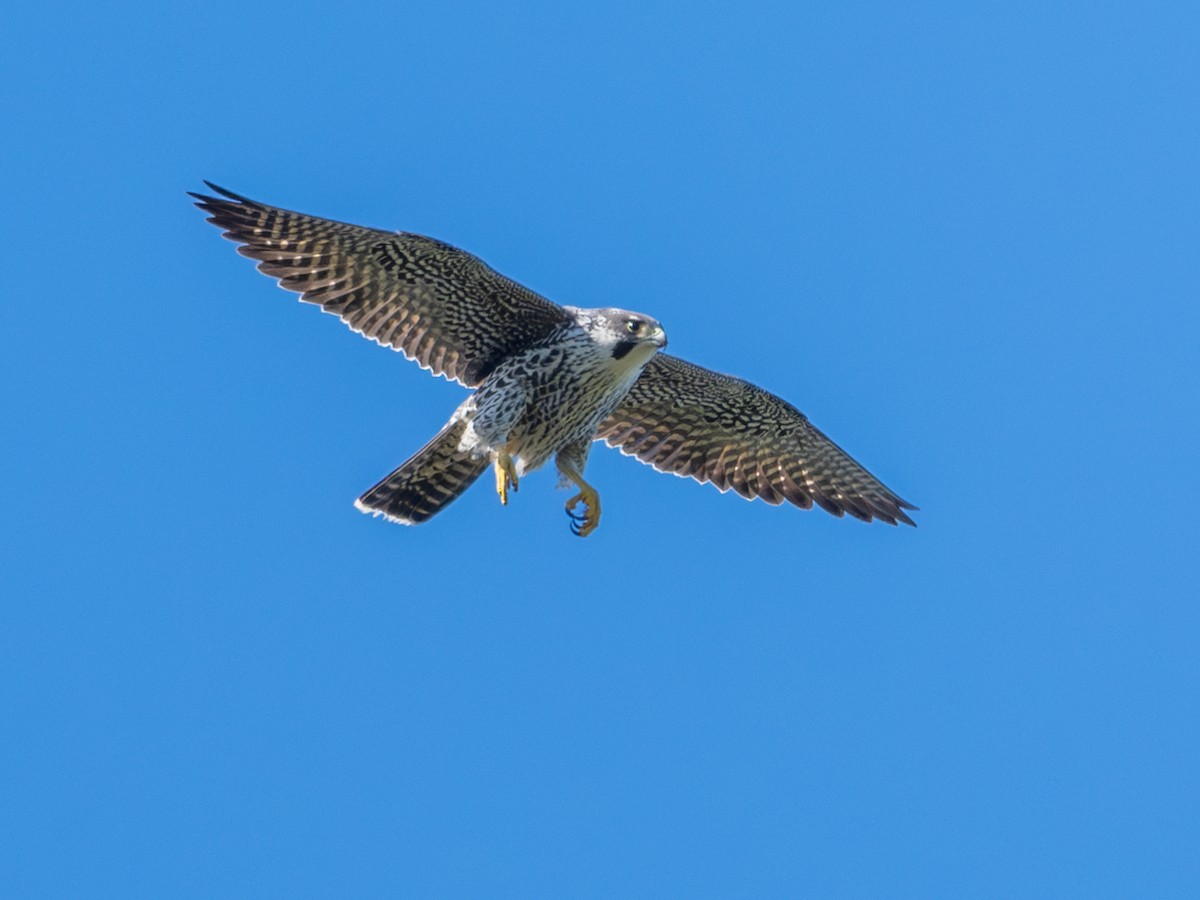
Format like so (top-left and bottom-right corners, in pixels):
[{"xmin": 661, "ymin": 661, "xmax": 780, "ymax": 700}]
[
  {"xmin": 189, "ymin": 182, "xmax": 570, "ymax": 386},
  {"xmin": 597, "ymin": 355, "xmax": 918, "ymax": 525}
]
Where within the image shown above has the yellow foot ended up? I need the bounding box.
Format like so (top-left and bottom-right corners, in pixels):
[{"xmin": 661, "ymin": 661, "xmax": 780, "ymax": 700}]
[
  {"xmin": 494, "ymin": 452, "xmax": 519, "ymax": 506},
  {"xmin": 565, "ymin": 485, "xmax": 601, "ymax": 537}
]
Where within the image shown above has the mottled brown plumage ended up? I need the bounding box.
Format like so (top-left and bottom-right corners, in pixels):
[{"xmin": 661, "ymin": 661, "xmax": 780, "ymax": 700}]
[
  {"xmin": 190, "ymin": 182, "xmax": 570, "ymax": 387},
  {"xmin": 355, "ymin": 419, "xmax": 488, "ymax": 524},
  {"xmin": 597, "ymin": 355, "xmax": 916, "ymax": 525},
  {"xmin": 191, "ymin": 183, "xmax": 916, "ymax": 532}
]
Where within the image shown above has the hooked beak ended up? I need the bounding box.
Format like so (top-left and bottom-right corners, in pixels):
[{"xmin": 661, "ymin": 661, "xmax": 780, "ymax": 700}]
[{"xmin": 653, "ymin": 326, "xmax": 668, "ymax": 349}]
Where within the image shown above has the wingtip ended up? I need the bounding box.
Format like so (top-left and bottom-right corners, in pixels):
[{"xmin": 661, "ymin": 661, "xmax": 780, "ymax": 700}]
[
  {"xmin": 204, "ymin": 180, "xmax": 246, "ymax": 201},
  {"xmin": 189, "ymin": 181, "xmax": 256, "ymax": 206}
]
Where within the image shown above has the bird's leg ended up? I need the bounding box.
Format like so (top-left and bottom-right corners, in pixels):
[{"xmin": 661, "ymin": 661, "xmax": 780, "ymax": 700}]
[
  {"xmin": 557, "ymin": 458, "xmax": 601, "ymax": 537},
  {"xmin": 493, "ymin": 450, "xmax": 519, "ymax": 506}
]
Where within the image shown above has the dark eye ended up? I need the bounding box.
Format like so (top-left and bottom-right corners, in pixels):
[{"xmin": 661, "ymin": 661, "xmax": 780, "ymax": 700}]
[{"xmin": 625, "ymin": 320, "xmax": 641, "ymax": 335}]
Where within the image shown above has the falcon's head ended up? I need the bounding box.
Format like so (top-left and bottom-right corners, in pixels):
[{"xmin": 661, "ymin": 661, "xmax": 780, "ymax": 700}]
[{"xmin": 568, "ymin": 307, "xmax": 668, "ymax": 364}]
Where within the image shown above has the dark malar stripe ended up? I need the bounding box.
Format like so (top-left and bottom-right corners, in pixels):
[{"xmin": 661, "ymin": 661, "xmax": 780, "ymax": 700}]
[{"xmin": 611, "ymin": 340, "xmax": 638, "ymax": 360}]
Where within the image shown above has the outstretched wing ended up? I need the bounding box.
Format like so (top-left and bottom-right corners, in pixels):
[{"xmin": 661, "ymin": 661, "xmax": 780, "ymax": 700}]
[
  {"xmin": 190, "ymin": 183, "xmax": 570, "ymax": 387},
  {"xmin": 597, "ymin": 354, "xmax": 917, "ymax": 525}
]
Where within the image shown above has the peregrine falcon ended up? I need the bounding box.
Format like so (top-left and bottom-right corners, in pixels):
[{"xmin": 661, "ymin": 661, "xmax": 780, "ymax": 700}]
[{"xmin": 191, "ymin": 183, "xmax": 916, "ymax": 535}]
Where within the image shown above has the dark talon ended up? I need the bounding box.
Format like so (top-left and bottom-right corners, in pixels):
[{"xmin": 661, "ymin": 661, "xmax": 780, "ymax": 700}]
[{"xmin": 565, "ymin": 497, "xmax": 592, "ymax": 535}]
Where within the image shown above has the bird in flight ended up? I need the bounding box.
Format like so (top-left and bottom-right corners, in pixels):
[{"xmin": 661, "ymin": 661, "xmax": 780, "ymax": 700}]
[{"xmin": 191, "ymin": 183, "xmax": 916, "ymax": 536}]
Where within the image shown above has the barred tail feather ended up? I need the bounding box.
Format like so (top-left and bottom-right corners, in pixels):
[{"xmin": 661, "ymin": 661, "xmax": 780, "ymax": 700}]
[{"xmin": 354, "ymin": 420, "xmax": 488, "ymax": 524}]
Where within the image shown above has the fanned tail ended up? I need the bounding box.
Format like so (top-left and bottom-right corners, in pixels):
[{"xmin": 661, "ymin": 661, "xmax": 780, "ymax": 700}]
[{"xmin": 354, "ymin": 419, "xmax": 488, "ymax": 524}]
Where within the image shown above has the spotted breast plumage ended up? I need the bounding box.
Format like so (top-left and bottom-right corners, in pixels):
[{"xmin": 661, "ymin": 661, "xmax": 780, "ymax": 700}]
[{"xmin": 191, "ymin": 183, "xmax": 917, "ymax": 535}]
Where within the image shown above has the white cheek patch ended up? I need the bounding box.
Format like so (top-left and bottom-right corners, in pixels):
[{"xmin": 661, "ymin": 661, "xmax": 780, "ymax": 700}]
[{"xmin": 608, "ymin": 341, "xmax": 659, "ymax": 380}]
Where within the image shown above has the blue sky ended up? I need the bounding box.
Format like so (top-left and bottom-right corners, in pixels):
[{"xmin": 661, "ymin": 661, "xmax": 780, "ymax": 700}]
[{"xmin": 3, "ymin": 2, "xmax": 1198, "ymax": 896}]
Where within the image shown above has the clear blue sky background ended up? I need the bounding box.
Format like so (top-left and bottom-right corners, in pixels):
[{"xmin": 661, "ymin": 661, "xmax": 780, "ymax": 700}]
[{"xmin": 3, "ymin": 2, "xmax": 1198, "ymax": 896}]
